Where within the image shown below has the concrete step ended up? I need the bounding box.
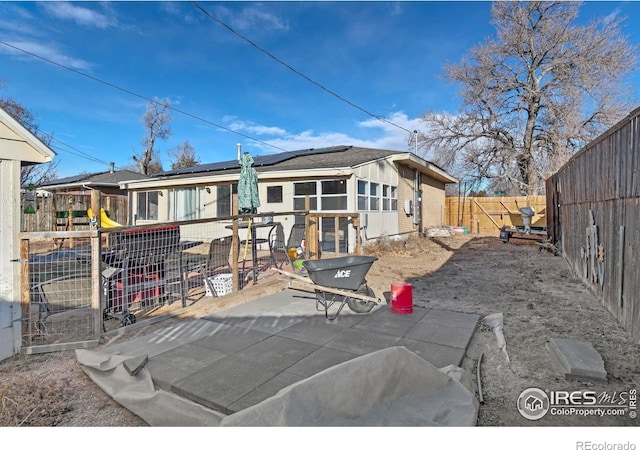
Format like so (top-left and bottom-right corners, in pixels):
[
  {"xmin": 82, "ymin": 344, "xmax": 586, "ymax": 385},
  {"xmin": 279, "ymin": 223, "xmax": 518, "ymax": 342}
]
[{"xmin": 546, "ymin": 338, "xmax": 607, "ymax": 382}]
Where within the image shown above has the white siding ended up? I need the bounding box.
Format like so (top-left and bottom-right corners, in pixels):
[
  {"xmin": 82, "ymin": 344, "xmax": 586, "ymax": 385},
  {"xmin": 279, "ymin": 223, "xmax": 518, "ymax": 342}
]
[{"xmin": 0, "ymin": 160, "xmax": 21, "ymax": 361}]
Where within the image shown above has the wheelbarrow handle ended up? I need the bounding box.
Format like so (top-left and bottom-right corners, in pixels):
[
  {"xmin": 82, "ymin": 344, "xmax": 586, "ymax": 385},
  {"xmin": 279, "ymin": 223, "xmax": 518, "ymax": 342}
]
[{"xmin": 270, "ymin": 267, "xmax": 382, "ymax": 304}]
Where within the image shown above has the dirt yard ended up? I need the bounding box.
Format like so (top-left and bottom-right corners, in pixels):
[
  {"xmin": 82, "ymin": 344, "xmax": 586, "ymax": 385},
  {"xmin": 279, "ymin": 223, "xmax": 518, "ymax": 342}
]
[{"xmin": 1, "ymin": 233, "xmax": 638, "ymax": 427}]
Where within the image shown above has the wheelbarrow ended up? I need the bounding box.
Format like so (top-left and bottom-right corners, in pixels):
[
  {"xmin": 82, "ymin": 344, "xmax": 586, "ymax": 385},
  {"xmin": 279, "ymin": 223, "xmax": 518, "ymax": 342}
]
[{"xmin": 271, "ymin": 255, "xmax": 382, "ymax": 320}]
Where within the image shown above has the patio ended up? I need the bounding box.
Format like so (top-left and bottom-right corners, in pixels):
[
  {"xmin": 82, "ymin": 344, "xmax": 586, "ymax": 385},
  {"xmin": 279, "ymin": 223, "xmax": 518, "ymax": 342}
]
[{"xmin": 76, "ymin": 288, "xmax": 480, "ymax": 425}]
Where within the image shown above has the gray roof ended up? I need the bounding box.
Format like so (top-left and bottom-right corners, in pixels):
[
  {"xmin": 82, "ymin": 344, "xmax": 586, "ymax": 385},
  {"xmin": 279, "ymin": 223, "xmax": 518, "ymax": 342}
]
[
  {"xmin": 42, "ymin": 169, "xmax": 149, "ymax": 188},
  {"xmin": 153, "ymin": 146, "xmax": 428, "ymax": 181}
]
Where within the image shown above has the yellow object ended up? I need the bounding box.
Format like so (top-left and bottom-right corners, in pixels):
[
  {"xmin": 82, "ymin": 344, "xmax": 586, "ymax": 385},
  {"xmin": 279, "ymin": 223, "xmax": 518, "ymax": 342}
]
[
  {"xmin": 87, "ymin": 208, "xmax": 123, "ymax": 228},
  {"xmin": 243, "ymin": 220, "xmax": 252, "ymax": 261}
]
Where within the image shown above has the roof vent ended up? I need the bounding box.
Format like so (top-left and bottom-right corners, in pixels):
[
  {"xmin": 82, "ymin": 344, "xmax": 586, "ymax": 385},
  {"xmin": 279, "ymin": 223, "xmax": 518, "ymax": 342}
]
[
  {"xmin": 109, "ymin": 162, "xmax": 115, "ymax": 173},
  {"xmin": 237, "ymin": 143, "xmax": 242, "ymax": 161}
]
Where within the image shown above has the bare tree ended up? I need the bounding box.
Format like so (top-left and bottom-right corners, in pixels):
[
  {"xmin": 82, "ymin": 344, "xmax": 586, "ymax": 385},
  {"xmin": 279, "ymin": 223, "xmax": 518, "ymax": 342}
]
[
  {"xmin": 0, "ymin": 89, "xmax": 59, "ymax": 186},
  {"xmin": 133, "ymin": 97, "xmax": 172, "ymax": 175},
  {"xmin": 168, "ymin": 140, "xmax": 200, "ymax": 170},
  {"xmin": 420, "ymin": 1, "xmax": 638, "ymax": 195}
]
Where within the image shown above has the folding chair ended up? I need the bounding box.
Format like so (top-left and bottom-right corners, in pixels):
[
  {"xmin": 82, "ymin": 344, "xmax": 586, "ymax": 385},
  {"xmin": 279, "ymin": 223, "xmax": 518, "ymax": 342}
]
[{"xmin": 287, "ymin": 223, "xmax": 307, "ymax": 253}]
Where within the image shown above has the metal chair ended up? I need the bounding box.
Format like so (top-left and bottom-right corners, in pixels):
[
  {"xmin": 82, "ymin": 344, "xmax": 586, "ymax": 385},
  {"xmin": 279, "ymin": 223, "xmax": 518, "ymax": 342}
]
[
  {"xmin": 269, "ymin": 223, "xmax": 292, "ymax": 269},
  {"xmin": 287, "ymin": 223, "xmax": 306, "ymax": 252}
]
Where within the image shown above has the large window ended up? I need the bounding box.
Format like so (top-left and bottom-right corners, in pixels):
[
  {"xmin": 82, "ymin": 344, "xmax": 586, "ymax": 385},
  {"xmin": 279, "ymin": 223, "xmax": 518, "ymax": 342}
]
[
  {"xmin": 357, "ymin": 180, "xmax": 397, "ymax": 212},
  {"xmin": 169, "ymin": 187, "xmax": 197, "ymax": 221},
  {"xmin": 293, "ymin": 181, "xmax": 317, "ymax": 210},
  {"xmin": 216, "ymin": 183, "xmax": 237, "ymax": 217},
  {"xmin": 321, "ymin": 180, "xmax": 347, "ymax": 210},
  {"xmin": 293, "ymin": 179, "xmax": 347, "ymax": 211},
  {"xmin": 136, "ymin": 191, "xmax": 159, "ymax": 221}
]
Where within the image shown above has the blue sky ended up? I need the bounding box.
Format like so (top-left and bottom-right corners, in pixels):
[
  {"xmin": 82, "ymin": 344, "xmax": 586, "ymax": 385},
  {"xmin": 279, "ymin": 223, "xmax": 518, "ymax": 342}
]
[{"xmin": 1, "ymin": 1, "xmax": 639, "ymax": 178}]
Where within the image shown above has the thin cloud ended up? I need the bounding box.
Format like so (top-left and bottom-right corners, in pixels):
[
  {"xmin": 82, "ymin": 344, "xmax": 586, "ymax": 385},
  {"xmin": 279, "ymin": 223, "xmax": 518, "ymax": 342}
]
[
  {"xmin": 225, "ymin": 118, "xmax": 286, "ymax": 136},
  {"xmin": 41, "ymin": 2, "xmax": 118, "ymax": 29},
  {"xmin": 0, "ymin": 39, "xmax": 93, "ymax": 71},
  {"xmin": 213, "ymin": 4, "xmax": 288, "ymax": 32}
]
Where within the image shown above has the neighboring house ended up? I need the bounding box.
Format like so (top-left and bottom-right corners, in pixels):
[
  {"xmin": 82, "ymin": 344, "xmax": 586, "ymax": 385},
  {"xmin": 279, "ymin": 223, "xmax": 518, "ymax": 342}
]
[
  {"xmin": 119, "ymin": 145, "xmax": 457, "ymax": 252},
  {"xmin": 0, "ymin": 106, "xmax": 56, "ymax": 361},
  {"xmin": 39, "ymin": 164, "xmax": 149, "ymax": 227},
  {"xmin": 41, "ymin": 163, "xmax": 149, "ymax": 196}
]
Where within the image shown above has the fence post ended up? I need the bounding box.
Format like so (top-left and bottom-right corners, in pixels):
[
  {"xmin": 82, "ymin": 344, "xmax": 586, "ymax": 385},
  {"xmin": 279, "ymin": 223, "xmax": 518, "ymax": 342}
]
[
  {"xmin": 91, "ymin": 190, "xmax": 101, "ymax": 229},
  {"xmin": 20, "ymin": 239, "xmax": 30, "ymax": 346},
  {"xmin": 91, "ymin": 232, "xmax": 102, "ymax": 339}
]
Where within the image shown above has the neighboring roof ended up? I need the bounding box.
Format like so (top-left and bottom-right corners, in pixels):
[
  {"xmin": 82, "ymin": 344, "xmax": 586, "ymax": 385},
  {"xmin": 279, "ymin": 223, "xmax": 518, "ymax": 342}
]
[
  {"xmin": 41, "ymin": 169, "xmax": 149, "ymax": 190},
  {"xmin": 144, "ymin": 145, "xmax": 455, "ymax": 184},
  {"xmin": 0, "ymin": 106, "xmax": 56, "ymax": 164}
]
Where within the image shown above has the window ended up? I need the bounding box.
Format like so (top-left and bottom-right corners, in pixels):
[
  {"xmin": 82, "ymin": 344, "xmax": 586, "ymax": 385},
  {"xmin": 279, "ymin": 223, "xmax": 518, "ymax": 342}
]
[
  {"xmin": 169, "ymin": 187, "xmax": 197, "ymax": 221},
  {"xmin": 382, "ymin": 184, "xmax": 397, "ymax": 211},
  {"xmin": 136, "ymin": 191, "xmax": 158, "ymax": 221},
  {"xmin": 321, "ymin": 180, "xmax": 347, "ymax": 211},
  {"xmin": 382, "ymin": 185, "xmax": 390, "ymax": 211},
  {"xmin": 293, "ymin": 180, "xmax": 348, "ymax": 211},
  {"xmin": 293, "ymin": 181, "xmax": 317, "ymax": 210},
  {"xmin": 267, "ymin": 186, "xmax": 283, "ymax": 203},
  {"xmin": 369, "ymin": 182, "xmax": 379, "ymax": 211},
  {"xmin": 217, "ymin": 185, "xmax": 231, "ymax": 217},
  {"xmin": 390, "ymin": 186, "xmax": 398, "ymax": 211},
  {"xmin": 358, "ymin": 180, "xmax": 397, "ymax": 212},
  {"xmin": 357, "ymin": 180, "xmax": 368, "ymax": 211}
]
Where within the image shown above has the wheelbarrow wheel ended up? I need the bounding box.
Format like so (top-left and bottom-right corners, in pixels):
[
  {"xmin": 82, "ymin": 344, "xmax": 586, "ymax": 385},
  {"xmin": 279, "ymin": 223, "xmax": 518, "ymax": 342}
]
[
  {"xmin": 121, "ymin": 313, "xmax": 137, "ymax": 326},
  {"xmin": 347, "ymin": 285, "xmax": 376, "ymax": 314}
]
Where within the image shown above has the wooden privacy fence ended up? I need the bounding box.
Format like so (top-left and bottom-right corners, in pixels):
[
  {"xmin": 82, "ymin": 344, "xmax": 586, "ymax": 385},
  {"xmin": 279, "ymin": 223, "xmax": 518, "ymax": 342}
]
[
  {"xmin": 546, "ymin": 105, "xmax": 640, "ymax": 344},
  {"xmin": 445, "ymin": 196, "xmax": 547, "ymax": 235},
  {"xmin": 21, "ymin": 193, "xmax": 128, "ymax": 232}
]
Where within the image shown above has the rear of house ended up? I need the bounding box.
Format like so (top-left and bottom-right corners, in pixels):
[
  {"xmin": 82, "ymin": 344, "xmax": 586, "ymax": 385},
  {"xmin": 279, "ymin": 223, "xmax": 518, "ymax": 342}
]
[{"xmin": 120, "ymin": 146, "xmax": 457, "ymax": 253}]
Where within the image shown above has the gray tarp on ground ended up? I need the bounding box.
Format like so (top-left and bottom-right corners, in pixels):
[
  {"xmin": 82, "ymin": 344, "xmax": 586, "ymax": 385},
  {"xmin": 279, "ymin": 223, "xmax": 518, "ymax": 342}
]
[{"xmin": 76, "ymin": 346, "xmax": 478, "ymax": 426}]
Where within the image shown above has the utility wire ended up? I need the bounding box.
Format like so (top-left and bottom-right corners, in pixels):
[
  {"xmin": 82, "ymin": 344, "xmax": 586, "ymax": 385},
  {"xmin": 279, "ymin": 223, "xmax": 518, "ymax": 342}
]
[
  {"xmin": 0, "ymin": 39, "xmax": 288, "ymax": 157},
  {"xmin": 191, "ymin": 1, "xmax": 414, "ymax": 136}
]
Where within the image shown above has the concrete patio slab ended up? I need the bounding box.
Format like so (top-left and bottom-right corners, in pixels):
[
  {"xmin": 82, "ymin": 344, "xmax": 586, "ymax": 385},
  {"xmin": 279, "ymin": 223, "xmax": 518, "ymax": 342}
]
[
  {"xmin": 146, "ymin": 344, "xmax": 227, "ymax": 390},
  {"xmin": 171, "ymin": 336, "xmax": 319, "ymax": 414},
  {"xmin": 189, "ymin": 325, "xmax": 272, "ymax": 354},
  {"xmin": 152, "ymin": 318, "xmax": 231, "ymax": 341},
  {"xmin": 323, "ymin": 327, "xmax": 401, "ymax": 355},
  {"xmin": 395, "ymin": 338, "xmax": 466, "ymax": 368},
  {"xmin": 276, "ymin": 316, "xmax": 347, "ymax": 345},
  {"xmin": 405, "ymin": 316, "xmax": 479, "ymax": 350},
  {"xmin": 95, "ymin": 287, "xmax": 482, "ymax": 420},
  {"xmin": 104, "ymin": 331, "xmax": 189, "ymax": 358},
  {"xmin": 421, "ymin": 309, "xmax": 481, "ymax": 329},
  {"xmin": 234, "ymin": 314, "xmax": 308, "ymax": 334},
  {"xmin": 352, "ymin": 308, "xmax": 429, "ymax": 337},
  {"xmin": 286, "ymin": 347, "xmax": 359, "ymax": 378},
  {"xmin": 228, "ymin": 370, "xmax": 305, "ymax": 413},
  {"xmin": 546, "ymin": 338, "xmax": 607, "ymax": 381}
]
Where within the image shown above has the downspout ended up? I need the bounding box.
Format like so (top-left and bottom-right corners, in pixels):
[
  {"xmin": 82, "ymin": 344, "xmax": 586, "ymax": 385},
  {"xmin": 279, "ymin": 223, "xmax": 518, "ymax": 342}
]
[{"xmin": 412, "ymin": 131, "xmax": 421, "ymax": 230}]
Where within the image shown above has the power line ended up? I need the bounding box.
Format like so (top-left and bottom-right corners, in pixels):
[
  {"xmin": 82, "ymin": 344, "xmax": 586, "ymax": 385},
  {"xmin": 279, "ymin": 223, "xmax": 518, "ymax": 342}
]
[
  {"xmin": 0, "ymin": 39, "xmax": 289, "ymax": 158},
  {"xmin": 191, "ymin": 1, "xmax": 414, "ymax": 136}
]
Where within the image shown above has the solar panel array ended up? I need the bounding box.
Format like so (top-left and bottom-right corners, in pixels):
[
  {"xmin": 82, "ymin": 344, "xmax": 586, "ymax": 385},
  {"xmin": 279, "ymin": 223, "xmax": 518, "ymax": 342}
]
[{"xmin": 158, "ymin": 145, "xmax": 351, "ymax": 177}]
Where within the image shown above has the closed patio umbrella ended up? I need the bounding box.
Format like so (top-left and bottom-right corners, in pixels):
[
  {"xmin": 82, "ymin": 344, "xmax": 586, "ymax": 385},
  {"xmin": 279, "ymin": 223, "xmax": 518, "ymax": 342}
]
[{"xmin": 238, "ymin": 152, "xmax": 260, "ymax": 214}]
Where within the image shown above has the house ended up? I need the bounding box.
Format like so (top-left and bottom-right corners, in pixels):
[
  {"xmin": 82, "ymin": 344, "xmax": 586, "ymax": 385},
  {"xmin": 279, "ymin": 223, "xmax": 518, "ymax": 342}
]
[
  {"xmin": 38, "ymin": 164, "xmax": 149, "ymax": 228},
  {"xmin": 0, "ymin": 106, "xmax": 56, "ymax": 361},
  {"xmin": 119, "ymin": 145, "xmax": 457, "ymax": 252}
]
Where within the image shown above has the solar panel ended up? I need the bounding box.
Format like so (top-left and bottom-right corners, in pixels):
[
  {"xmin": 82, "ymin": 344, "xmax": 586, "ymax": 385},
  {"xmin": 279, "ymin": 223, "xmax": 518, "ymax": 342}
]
[{"xmin": 158, "ymin": 145, "xmax": 352, "ymax": 176}]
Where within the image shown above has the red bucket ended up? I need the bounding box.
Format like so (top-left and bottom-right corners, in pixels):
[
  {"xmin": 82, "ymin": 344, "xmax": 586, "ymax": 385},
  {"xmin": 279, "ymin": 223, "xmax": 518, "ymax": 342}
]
[{"xmin": 390, "ymin": 282, "xmax": 413, "ymax": 314}]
